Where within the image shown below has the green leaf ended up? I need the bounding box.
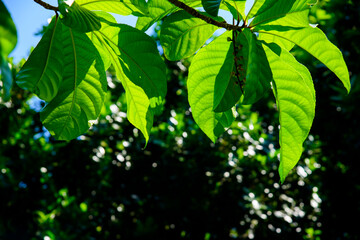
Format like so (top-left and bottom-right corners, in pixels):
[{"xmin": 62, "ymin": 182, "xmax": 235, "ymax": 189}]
[
  {"xmin": 0, "ymin": 0, "xmax": 17, "ymax": 57},
  {"xmin": 77, "ymin": 0, "xmax": 148, "ymax": 16},
  {"xmin": 246, "ymin": 0, "xmax": 277, "ymax": 21},
  {"xmin": 202, "ymin": 0, "xmax": 221, "ymax": 17},
  {"xmin": 213, "ymin": 33, "xmax": 243, "ymax": 112},
  {"xmin": 222, "ymin": 1, "xmax": 242, "ymax": 21},
  {"xmin": 256, "ymin": 10, "xmax": 312, "ymax": 52},
  {"xmin": 0, "ymin": 0, "xmax": 17, "ymax": 101},
  {"xmin": 0, "ymin": 55, "xmax": 12, "ymax": 101},
  {"xmin": 241, "ymin": 28, "xmax": 272, "ymax": 105},
  {"xmin": 250, "ymin": 0, "xmax": 317, "ymax": 27},
  {"xmin": 262, "ymin": 42, "xmax": 315, "ymax": 183},
  {"xmin": 223, "ymin": 0, "xmax": 246, "ymax": 21},
  {"xmin": 160, "ymin": 10, "xmax": 219, "ymax": 61},
  {"xmin": 130, "ymin": 0, "xmax": 149, "ymax": 15},
  {"xmin": 136, "ymin": 0, "xmax": 173, "ymax": 31},
  {"xmin": 87, "ymin": 31, "xmax": 112, "ymax": 71},
  {"xmin": 212, "ymin": 44, "xmax": 242, "ymax": 112},
  {"xmin": 94, "ymin": 15, "xmax": 167, "ymax": 143},
  {"xmin": 40, "ymin": 25, "xmax": 107, "ymax": 140},
  {"xmin": 258, "ymin": 32, "xmax": 294, "ymax": 51},
  {"xmin": 58, "ymin": 0, "xmax": 101, "ymax": 32},
  {"xmin": 87, "ymin": 11, "xmax": 117, "ymax": 71},
  {"xmin": 188, "ymin": 32, "xmax": 235, "ymax": 142},
  {"xmin": 256, "ymin": 24, "xmax": 350, "ymax": 93},
  {"xmin": 136, "ymin": 0, "xmax": 201, "ymax": 31},
  {"xmin": 16, "ymin": 17, "xmax": 63, "ymax": 102}
]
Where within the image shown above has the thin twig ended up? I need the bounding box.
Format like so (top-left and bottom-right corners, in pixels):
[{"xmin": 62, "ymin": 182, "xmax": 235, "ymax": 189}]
[
  {"xmin": 167, "ymin": 0, "xmax": 243, "ymax": 31},
  {"xmin": 34, "ymin": 0, "xmax": 59, "ymax": 11}
]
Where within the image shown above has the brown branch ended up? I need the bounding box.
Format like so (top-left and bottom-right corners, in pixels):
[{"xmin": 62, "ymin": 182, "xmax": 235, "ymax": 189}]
[
  {"xmin": 167, "ymin": 0, "xmax": 242, "ymax": 31},
  {"xmin": 231, "ymin": 29, "xmax": 244, "ymax": 94},
  {"xmin": 34, "ymin": 0, "xmax": 59, "ymax": 11}
]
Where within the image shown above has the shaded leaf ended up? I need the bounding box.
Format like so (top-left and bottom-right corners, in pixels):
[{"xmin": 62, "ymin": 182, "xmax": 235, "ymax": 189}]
[
  {"xmin": 202, "ymin": 0, "xmax": 221, "ymax": 17},
  {"xmin": 0, "ymin": 55, "xmax": 12, "ymax": 101},
  {"xmin": 16, "ymin": 17, "xmax": 63, "ymax": 102},
  {"xmin": 0, "ymin": 0, "xmax": 17, "ymax": 57},
  {"xmin": 213, "ymin": 33, "xmax": 244, "ymax": 112},
  {"xmin": 0, "ymin": 0, "xmax": 17, "ymax": 101},
  {"xmin": 241, "ymin": 28, "xmax": 272, "ymax": 105}
]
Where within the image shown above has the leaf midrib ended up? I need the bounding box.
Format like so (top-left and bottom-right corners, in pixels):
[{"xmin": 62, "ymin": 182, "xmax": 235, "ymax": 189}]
[
  {"xmin": 58, "ymin": 28, "xmax": 77, "ymax": 138},
  {"xmin": 245, "ymin": 0, "xmax": 259, "ymax": 23},
  {"xmin": 99, "ymin": 30, "xmax": 160, "ymax": 97},
  {"xmin": 250, "ymin": 9, "xmax": 307, "ymax": 27},
  {"xmin": 95, "ymin": 31, "xmax": 148, "ymax": 133},
  {"xmin": 35, "ymin": 18, "xmax": 59, "ymax": 89},
  {"xmin": 166, "ymin": 21, "xmax": 210, "ymax": 56},
  {"xmin": 80, "ymin": 0, "xmax": 127, "ymax": 7}
]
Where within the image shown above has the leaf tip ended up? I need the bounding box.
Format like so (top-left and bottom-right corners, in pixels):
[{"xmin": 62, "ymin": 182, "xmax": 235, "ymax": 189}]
[
  {"xmin": 142, "ymin": 137, "xmax": 149, "ymax": 150},
  {"xmin": 345, "ymin": 81, "xmax": 351, "ymax": 94},
  {"xmin": 278, "ymin": 168, "xmax": 287, "ymax": 184},
  {"xmin": 278, "ymin": 161, "xmax": 291, "ymax": 184}
]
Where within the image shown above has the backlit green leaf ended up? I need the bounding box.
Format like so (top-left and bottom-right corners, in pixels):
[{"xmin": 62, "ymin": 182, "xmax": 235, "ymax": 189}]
[
  {"xmin": 160, "ymin": 10, "xmax": 219, "ymax": 61},
  {"xmin": 58, "ymin": 0, "xmax": 101, "ymax": 32},
  {"xmin": 246, "ymin": 0, "xmax": 277, "ymax": 21},
  {"xmin": 250, "ymin": 0, "xmax": 317, "ymax": 27},
  {"xmin": 77, "ymin": 0, "xmax": 148, "ymax": 16},
  {"xmin": 262, "ymin": 42, "xmax": 315, "ymax": 183},
  {"xmin": 87, "ymin": 11, "xmax": 116, "ymax": 71},
  {"xmin": 0, "ymin": 55, "xmax": 12, "ymax": 101},
  {"xmin": 202, "ymin": 0, "xmax": 221, "ymax": 17},
  {"xmin": 258, "ymin": 33, "xmax": 294, "ymax": 51},
  {"xmin": 223, "ymin": 0, "xmax": 246, "ymax": 21},
  {"xmin": 0, "ymin": 0, "xmax": 17, "ymax": 101},
  {"xmin": 40, "ymin": 25, "xmax": 107, "ymax": 140},
  {"xmin": 188, "ymin": 32, "xmax": 235, "ymax": 142},
  {"xmin": 256, "ymin": 10, "xmax": 312, "ymax": 52},
  {"xmin": 87, "ymin": 31, "xmax": 112, "ymax": 71},
  {"xmin": 136, "ymin": 0, "xmax": 201, "ymax": 31},
  {"xmin": 130, "ymin": 0, "xmax": 149, "ymax": 15},
  {"xmin": 0, "ymin": 0, "xmax": 17, "ymax": 57},
  {"xmin": 16, "ymin": 17, "xmax": 63, "ymax": 102},
  {"xmin": 222, "ymin": 1, "xmax": 243, "ymax": 21},
  {"xmin": 256, "ymin": 24, "xmax": 350, "ymax": 93},
  {"xmin": 94, "ymin": 15, "xmax": 167, "ymax": 143}
]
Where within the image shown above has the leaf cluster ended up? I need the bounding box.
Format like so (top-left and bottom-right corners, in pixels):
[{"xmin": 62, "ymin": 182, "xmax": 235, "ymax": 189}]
[{"xmin": 14, "ymin": 0, "xmax": 350, "ymax": 181}]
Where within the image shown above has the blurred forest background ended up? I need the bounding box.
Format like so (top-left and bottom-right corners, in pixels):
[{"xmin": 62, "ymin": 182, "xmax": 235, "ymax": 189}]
[{"xmin": 0, "ymin": 0, "xmax": 359, "ymax": 239}]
